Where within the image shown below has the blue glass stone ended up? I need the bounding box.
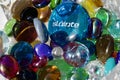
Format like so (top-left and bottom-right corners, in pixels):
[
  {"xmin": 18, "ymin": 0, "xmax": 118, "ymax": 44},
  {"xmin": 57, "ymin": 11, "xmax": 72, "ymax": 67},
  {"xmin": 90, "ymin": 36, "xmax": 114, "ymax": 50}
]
[
  {"xmin": 48, "ymin": 1, "xmax": 90, "ymax": 46},
  {"xmin": 34, "ymin": 43, "xmax": 53, "ymax": 60},
  {"xmin": 10, "ymin": 41, "xmax": 34, "ymax": 68},
  {"xmin": 116, "ymin": 51, "xmax": 120, "ymax": 64}
]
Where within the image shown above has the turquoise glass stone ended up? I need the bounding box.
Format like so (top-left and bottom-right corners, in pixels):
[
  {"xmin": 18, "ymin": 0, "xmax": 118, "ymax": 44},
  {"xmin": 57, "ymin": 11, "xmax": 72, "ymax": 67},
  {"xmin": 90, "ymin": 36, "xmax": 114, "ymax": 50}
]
[{"xmin": 48, "ymin": 1, "xmax": 90, "ymax": 46}]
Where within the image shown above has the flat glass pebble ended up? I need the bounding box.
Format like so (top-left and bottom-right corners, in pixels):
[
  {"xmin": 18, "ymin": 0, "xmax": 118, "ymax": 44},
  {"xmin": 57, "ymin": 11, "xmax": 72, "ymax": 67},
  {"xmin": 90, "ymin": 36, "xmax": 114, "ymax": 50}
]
[
  {"xmin": 10, "ymin": 41, "xmax": 34, "ymax": 68},
  {"xmin": 50, "ymin": 0, "xmax": 62, "ymax": 9},
  {"xmin": 20, "ymin": 7, "xmax": 38, "ymax": 22},
  {"xmin": 32, "ymin": 0, "xmax": 50, "ymax": 8},
  {"xmin": 11, "ymin": 0, "xmax": 33, "ymax": 20},
  {"xmin": 88, "ymin": 18, "xmax": 103, "ymax": 39},
  {"xmin": 63, "ymin": 42, "xmax": 90, "ymax": 67},
  {"xmin": 13, "ymin": 21, "xmax": 37, "ymax": 43},
  {"xmin": 116, "ymin": 51, "xmax": 120, "ymax": 64},
  {"xmin": 48, "ymin": 1, "xmax": 90, "ymax": 44},
  {"xmin": 4, "ymin": 18, "xmax": 16, "ymax": 36},
  {"xmin": 0, "ymin": 55, "xmax": 19, "ymax": 79},
  {"xmin": 37, "ymin": 65, "xmax": 61, "ymax": 80},
  {"xmin": 37, "ymin": 6, "xmax": 51, "ymax": 22}
]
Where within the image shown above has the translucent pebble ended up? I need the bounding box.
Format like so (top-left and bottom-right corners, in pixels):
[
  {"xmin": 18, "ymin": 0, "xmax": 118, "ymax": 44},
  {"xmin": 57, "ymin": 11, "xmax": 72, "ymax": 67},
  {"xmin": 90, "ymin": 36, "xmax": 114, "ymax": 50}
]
[{"xmin": 50, "ymin": 0, "xmax": 62, "ymax": 9}]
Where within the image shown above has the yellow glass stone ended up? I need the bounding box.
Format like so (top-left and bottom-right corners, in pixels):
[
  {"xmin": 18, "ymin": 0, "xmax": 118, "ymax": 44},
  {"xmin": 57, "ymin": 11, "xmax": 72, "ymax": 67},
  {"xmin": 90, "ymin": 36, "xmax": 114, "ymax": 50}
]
[{"xmin": 81, "ymin": 0, "xmax": 103, "ymax": 17}]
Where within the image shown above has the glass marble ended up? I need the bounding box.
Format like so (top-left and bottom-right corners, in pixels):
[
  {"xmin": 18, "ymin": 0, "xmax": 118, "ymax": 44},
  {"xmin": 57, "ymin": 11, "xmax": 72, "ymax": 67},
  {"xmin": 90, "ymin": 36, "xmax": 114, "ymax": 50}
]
[
  {"xmin": 48, "ymin": 1, "xmax": 90, "ymax": 43},
  {"xmin": 32, "ymin": 0, "xmax": 50, "ymax": 8},
  {"xmin": 87, "ymin": 18, "xmax": 103, "ymax": 39},
  {"xmin": 11, "ymin": 0, "xmax": 33, "ymax": 20},
  {"xmin": 37, "ymin": 65, "xmax": 61, "ymax": 80},
  {"xmin": 0, "ymin": 55, "xmax": 19, "ymax": 79},
  {"xmin": 34, "ymin": 43, "xmax": 53, "ymax": 60},
  {"xmin": 4, "ymin": 18, "xmax": 16, "ymax": 36},
  {"xmin": 10, "ymin": 41, "xmax": 34, "ymax": 68},
  {"xmin": 116, "ymin": 51, "xmax": 120, "ymax": 64},
  {"xmin": 63, "ymin": 42, "xmax": 90, "ymax": 67},
  {"xmin": 96, "ymin": 34, "xmax": 114, "ymax": 63},
  {"xmin": 50, "ymin": 0, "xmax": 62, "ymax": 9},
  {"xmin": 37, "ymin": 6, "xmax": 51, "ymax": 22},
  {"xmin": 12, "ymin": 21, "xmax": 37, "ymax": 43},
  {"xmin": 20, "ymin": 7, "xmax": 38, "ymax": 22},
  {"xmin": 33, "ymin": 18, "xmax": 48, "ymax": 43}
]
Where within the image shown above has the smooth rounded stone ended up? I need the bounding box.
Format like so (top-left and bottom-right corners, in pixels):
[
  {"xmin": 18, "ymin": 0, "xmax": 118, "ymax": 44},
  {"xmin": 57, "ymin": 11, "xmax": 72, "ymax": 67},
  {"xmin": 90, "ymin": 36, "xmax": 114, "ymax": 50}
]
[
  {"xmin": 33, "ymin": 18, "xmax": 48, "ymax": 43},
  {"xmin": 88, "ymin": 18, "xmax": 103, "ymax": 39},
  {"xmin": 63, "ymin": 42, "xmax": 90, "ymax": 67},
  {"xmin": 11, "ymin": 0, "xmax": 33, "ymax": 20},
  {"xmin": 52, "ymin": 46, "xmax": 64, "ymax": 59},
  {"xmin": 0, "ymin": 55, "xmax": 19, "ymax": 79},
  {"xmin": 10, "ymin": 41, "xmax": 34, "ymax": 68},
  {"xmin": 96, "ymin": 34, "xmax": 114, "ymax": 63},
  {"xmin": 0, "ymin": 31, "xmax": 9, "ymax": 56},
  {"xmin": 50, "ymin": 0, "xmax": 62, "ymax": 9},
  {"xmin": 32, "ymin": 0, "xmax": 50, "ymax": 8},
  {"xmin": 48, "ymin": 1, "xmax": 90, "ymax": 43},
  {"xmin": 85, "ymin": 59, "xmax": 105, "ymax": 80},
  {"xmin": 81, "ymin": 0, "xmax": 103, "ymax": 17},
  {"xmin": 37, "ymin": 6, "xmax": 51, "ymax": 22},
  {"xmin": 116, "ymin": 51, "xmax": 120, "ymax": 64},
  {"xmin": 104, "ymin": 57, "xmax": 116, "ymax": 75},
  {"xmin": 20, "ymin": 7, "xmax": 38, "ymax": 22},
  {"xmin": 4, "ymin": 18, "xmax": 16, "ymax": 36},
  {"xmin": 12, "ymin": 21, "xmax": 37, "ymax": 43},
  {"xmin": 34, "ymin": 43, "xmax": 53, "ymax": 60},
  {"xmin": 37, "ymin": 65, "xmax": 61, "ymax": 80}
]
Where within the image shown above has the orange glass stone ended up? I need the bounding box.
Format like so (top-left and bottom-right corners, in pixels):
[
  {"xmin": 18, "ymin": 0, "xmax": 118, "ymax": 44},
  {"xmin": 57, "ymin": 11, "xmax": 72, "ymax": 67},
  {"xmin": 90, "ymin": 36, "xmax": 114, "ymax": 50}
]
[
  {"xmin": 37, "ymin": 65, "xmax": 61, "ymax": 80},
  {"xmin": 37, "ymin": 6, "xmax": 51, "ymax": 22},
  {"xmin": 13, "ymin": 21, "xmax": 37, "ymax": 43},
  {"xmin": 11, "ymin": 0, "xmax": 33, "ymax": 21}
]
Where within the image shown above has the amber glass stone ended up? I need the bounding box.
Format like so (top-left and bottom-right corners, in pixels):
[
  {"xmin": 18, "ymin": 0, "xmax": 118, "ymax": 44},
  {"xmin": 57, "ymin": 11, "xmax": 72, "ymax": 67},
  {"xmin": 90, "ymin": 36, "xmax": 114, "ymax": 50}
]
[
  {"xmin": 37, "ymin": 65, "xmax": 61, "ymax": 80},
  {"xmin": 11, "ymin": 0, "xmax": 33, "ymax": 20},
  {"xmin": 37, "ymin": 6, "xmax": 51, "ymax": 22},
  {"xmin": 12, "ymin": 21, "xmax": 37, "ymax": 43}
]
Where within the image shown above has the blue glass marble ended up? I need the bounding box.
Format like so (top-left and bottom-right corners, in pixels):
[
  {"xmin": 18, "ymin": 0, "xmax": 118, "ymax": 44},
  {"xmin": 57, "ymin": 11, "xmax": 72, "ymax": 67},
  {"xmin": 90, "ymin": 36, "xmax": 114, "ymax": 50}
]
[
  {"xmin": 34, "ymin": 43, "xmax": 53, "ymax": 60},
  {"xmin": 10, "ymin": 41, "xmax": 34, "ymax": 68},
  {"xmin": 116, "ymin": 50, "xmax": 120, "ymax": 64},
  {"xmin": 48, "ymin": 1, "xmax": 90, "ymax": 45}
]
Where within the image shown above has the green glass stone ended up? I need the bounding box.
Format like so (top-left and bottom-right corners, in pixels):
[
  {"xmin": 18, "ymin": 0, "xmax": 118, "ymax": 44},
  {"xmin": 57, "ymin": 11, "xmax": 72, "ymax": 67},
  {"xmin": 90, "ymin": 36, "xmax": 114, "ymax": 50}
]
[
  {"xmin": 50, "ymin": 0, "xmax": 62, "ymax": 9},
  {"xmin": 48, "ymin": 59, "xmax": 74, "ymax": 80},
  {"xmin": 4, "ymin": 19, "xmax": 16, "ymax": 36},
  {"xmin": 90, "ymin": 53, "xmax": 96, "ymax": 61}
]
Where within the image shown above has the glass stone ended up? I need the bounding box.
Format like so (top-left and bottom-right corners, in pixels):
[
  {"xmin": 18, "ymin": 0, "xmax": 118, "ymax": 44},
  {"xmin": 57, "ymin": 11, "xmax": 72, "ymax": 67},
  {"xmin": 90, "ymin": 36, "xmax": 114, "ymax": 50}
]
[
  {"xmin": 63, "ymin": 42, "xmax": 90, "ymax": 67},
  {"xmin": 50, "ymin": 0, "xmax": 62, "ymax": 9},
  {"xmin": 37, "ymin": 65, "xmax": 61, "ymax": 80},
  {"xmin": 12, "ymin": 21, "xmax": 37, "ymax": 43},
  {"xmin": 0, "ymin": 55, "xmax": 19, "ymax": 79},
  {"xmin": 4, "ymin": 18, "xmax": 16, "ymax": 36},
  {"xmin": 20, "ymin": 7, "xmax": 38, "ymax": 22},
  {"xmin": 37, "ymin": 6, "xmax": 51, "ymax": 22},
  {"xmin": 32, "ymin": 0, "xmax": 50, "ymax": 8},
  {"xmin": 10, "ymin": 41, "xmax": 34, "ymax": 68},
  {"xmin": 116, "ymin": 51, "xmax": 120, "ymax": 64},
  {"xmin": 48, "ymin": 1, "xmax": 90, "ymax": 44},
  {"xmin": 87, "ymin": 18, "xmax": 103, "ymax": 39},
  {"xmin": 85, "ymin": 59, "xmax": 104, "ymax": 80},
  {"xmin": 34, "ymin": 43, "xmax": 53, "ymax": 60},
  {"xmin": 11, "ymin": 0, "xmax": 33, "ymax": 21}
]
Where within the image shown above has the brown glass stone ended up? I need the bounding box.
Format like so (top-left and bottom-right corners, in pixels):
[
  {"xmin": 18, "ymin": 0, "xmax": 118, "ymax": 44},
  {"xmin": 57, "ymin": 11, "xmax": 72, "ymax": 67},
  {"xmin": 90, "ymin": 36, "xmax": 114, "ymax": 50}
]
[
  {"xmin": 11, "ymin": 0, "xmax": 33, "ymax": 21},
  {"xmin": 37, "ymin": 65, "xmax": 61, "ymax": 80},
  {"xmin": 37, "ymin": 6, "xmax": 51, "ymax": 22},
  {"xmin": 13, "ymin": 21, "xmax": 37, "ymax": 43},
  {"xmin": 96, "ymin": 34, "xmax": 114, "ymax": 63}
]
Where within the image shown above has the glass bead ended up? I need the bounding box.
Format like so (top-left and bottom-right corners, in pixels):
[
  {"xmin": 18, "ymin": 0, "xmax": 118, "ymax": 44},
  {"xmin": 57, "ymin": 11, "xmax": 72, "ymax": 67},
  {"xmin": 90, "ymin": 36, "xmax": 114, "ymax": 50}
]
[
  {"xmin": 10, "ymin": 41, "xmax": 34, "ymax": 68},
  {"xmin": 4, "ymin": 18, "xmax": 16, "ymax": 36},
  {"xmin": 12, "ymin": 21, "xmax": 37, "ymax": 43},
  {"xmin": 37, "ymin": 65, "xmax": 61, "ymax": 80},
  {"xmin": 48, "ymin": 1, "xmax": 90, "ymax": 44},
  {"xmin": 34, "ymin": 43, "xmax": 53, "ymax": 60},
  {"xmin": 20, "ymin": 7, "xmax": 38, "ymax": 22},
  {"xmin": 116, "ymin": 51, "xmax": 120, "ymax": 64},
  {"xmin": 11, "ymin": 0, "xmax": 33, "ymax": 20},
  {"xmin": 63, "ymin": 42, "xmax": 90, "ymax": 67},
  {"xmin": 32, "ymin": 0, "xmax": 50, "ymax": 8},
  {"xmin": 50, "ymin": 0, "xmax": 62, "ymax": 9},
  {"xmin": 88, "ymin": 18, "xmax": 103, "ymax": 39},
  {"xmin": 37, "ymin": 6, "xmax": 51, "ymax": 22},
  {"xmin": 0, "ymin": 55, "xmax": 19, "ymax": 79}
]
